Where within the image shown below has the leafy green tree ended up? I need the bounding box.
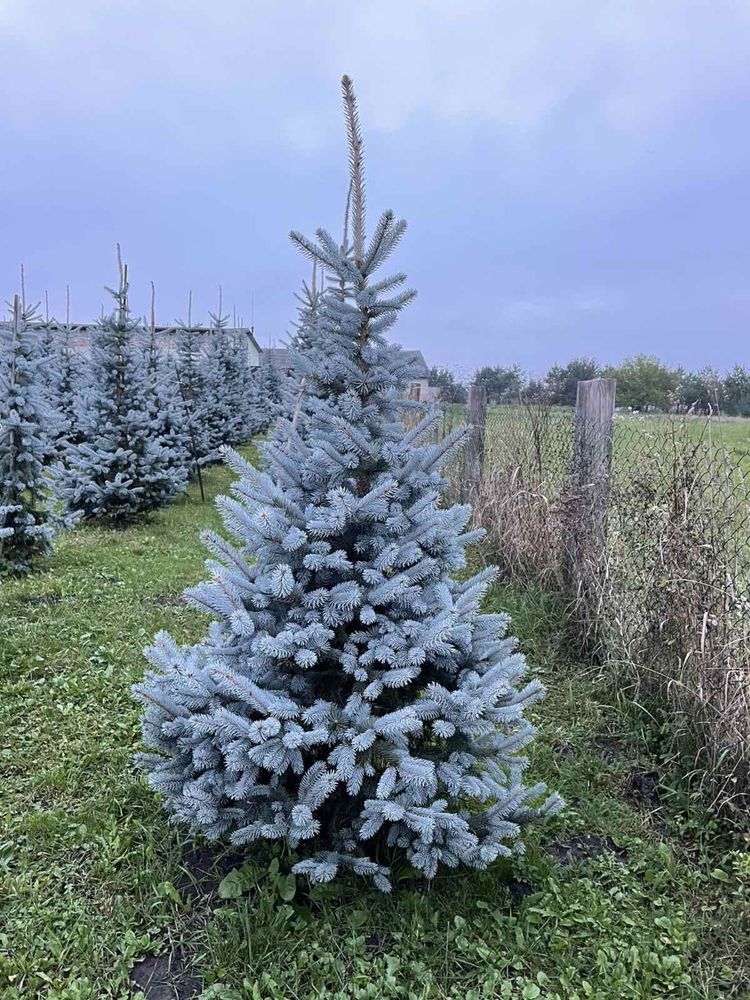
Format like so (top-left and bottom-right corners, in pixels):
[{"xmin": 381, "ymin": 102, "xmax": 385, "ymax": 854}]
[
  {"xmin": 676, "ymin": 366, "xmax": 722, "ymax": 414},
  {"xmin": 544, "ymin": 358, "xmax": 601, "ymax": 407},
  {"xmin": 474, "ymin": 365, "xmax": 525, "ymax": 404},
  {"xmin": 426, "ymin": 366, "xmax": 467, "ymax": 403},
  {"xmin": 521, "ymin": 378, "xmax": 548, "ymax": 402},
  {"xmin": 722, "ymin": 365, "xmax": 750, "ymax": 417},
  {"xmin": 605, "ymin": 354, "xmax": 678, "ymax": 411}
]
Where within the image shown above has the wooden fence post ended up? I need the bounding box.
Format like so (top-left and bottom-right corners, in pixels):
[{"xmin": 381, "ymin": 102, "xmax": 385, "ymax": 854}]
[
  {"xmin": 564, "ymin": 378, "xmax": 616, "ymax": 604},
  {"xmin": 464, "ymin": 384, "xmax": 487, "ymax": 500}
]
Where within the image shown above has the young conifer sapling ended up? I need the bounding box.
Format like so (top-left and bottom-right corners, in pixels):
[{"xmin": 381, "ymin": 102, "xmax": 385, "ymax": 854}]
[{"xmin": 134, "ymin": 77, "xmax": 561, "ymax": 891}]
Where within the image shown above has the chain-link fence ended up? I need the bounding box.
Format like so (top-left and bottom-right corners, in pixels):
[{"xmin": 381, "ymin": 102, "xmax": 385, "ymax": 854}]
[{"xmin": 435, "ymin": 394, "xmax": 750, "ymax": 817}]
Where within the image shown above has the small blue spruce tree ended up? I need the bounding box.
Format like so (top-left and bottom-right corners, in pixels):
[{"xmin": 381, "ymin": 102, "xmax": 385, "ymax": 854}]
[
  {"xmin": 174, "ymin": 297, "xmax": 214, "ymax": 473},
  {"xmin": 0, "ymin": 295, "xmax": 66, "ymax": 574},
  {"xmin": 57, "ymin": 251, "xmax": 186, "ymax": 522},
  {"xmin": 134, "ymin": 77, "xmax": 561, "ymax": 890},
  {"xmin": 38, "ymin": 293, "xmax": 85, "ymax": 457},
  {"xmin": 141, "ymin": 286, "xmax": 191, "ymax": 494},
  {"xmin": 238, "ymin": 363, "xmax": 271, "ymax": 440},
  {"xmin": 257, "ymin": 359, "xmax": 286, "ymax": 428},
  {"xmin": 280, "ymin": 263, "xmax": 327, "ymax": 440},
  {"xmin": 219, "ymin": 326, "xmax": 261, "ymax": 447},
  {"xmin": 199, "ymin": 298, "xmax": 246, "ymax": 459}
]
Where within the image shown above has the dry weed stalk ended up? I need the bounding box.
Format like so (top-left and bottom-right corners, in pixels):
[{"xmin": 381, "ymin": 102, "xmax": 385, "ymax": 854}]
[
  {"xmin": 436, "ymin": 400, "xmax": 750, "ymax": 817},
  {"xmin": 571, "ymin": 417, "xmax": 750, "ymax": 816}
]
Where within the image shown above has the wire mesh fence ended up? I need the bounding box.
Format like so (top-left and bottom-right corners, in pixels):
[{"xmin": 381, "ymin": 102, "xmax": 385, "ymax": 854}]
[{"xmin": 434, "ymin": 397, "xmax": 750, "ymax": 816}]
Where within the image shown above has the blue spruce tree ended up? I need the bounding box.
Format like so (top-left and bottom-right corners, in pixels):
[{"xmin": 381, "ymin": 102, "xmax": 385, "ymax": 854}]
[
  {"xmin": 290, "ymin": 262, "xmax": 325, "ymax": 356},
  {"xmin": 174, "ymin": 295, "xmax": 213, "ymax": 474},
  {"xmin": 38, "ymin": 291, "xmax": 85, "ymax": 457},
  {"xmin": 258, "ymin": 359, "xmax": 287, "ymax": 429},
  {"xmin": 279, "ymin": 262, "xmax": 327, "ymax": 440},
  {"xmin": 219, "ymin": 325, "xmax": 259, "ymax": 447},
  {"xmin": 203, "ymin": 300, "xmax": 245, "ymax": 462},
  {"xmin": 0, "ymin": 294, "xmax": 66, "ymax": 574},
  {"xmin": 57, "ymin": 251, "xmax": 186, "ymax": 522},
  {"xmin": 134, "ymin": 77, "xmax": 561, "ymax": 890},
  {"xmin": 36, "ymin": 306, "xmax": 62, "ymax": 464},
  {"xmin": 141, "ymin": 285, "xmax": 191, "ymax": 494},
  {"xmin": 238, "ymin": 362, "xmax": 270, "ymax": 440}
]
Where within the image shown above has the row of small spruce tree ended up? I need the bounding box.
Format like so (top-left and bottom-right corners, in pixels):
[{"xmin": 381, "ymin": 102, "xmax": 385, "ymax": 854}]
[{"xmin": 0, "ymin": 257, "xmax": 284, "ymax": 575}]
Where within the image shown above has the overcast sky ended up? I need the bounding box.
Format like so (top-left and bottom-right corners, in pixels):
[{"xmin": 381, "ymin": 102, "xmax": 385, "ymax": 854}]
[{"xmin": 2, "ymin": 1, "xmax": 749, "ymax": 375}]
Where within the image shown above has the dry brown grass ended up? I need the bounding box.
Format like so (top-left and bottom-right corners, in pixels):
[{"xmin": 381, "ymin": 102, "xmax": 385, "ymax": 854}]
[
  {"xmin": 582, "ymin": 423, "xmax": 750, "ymax": 818},
  {"xmin": 446, "ymin": 401, "xmax": 750, "ymax": 820}
]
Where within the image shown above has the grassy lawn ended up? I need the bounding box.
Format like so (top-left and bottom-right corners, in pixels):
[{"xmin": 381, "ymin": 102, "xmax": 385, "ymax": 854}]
[
  {"xmin": 2, "ymin": 446, "xmax": 749, "ymax": 1000},
  {"xmin": 442, "ymin": 404, "xmax": 750, "ymax": 497},
  {"xmin": 617, "ymin": 412, "xmax": 750, "ymax": 466}
]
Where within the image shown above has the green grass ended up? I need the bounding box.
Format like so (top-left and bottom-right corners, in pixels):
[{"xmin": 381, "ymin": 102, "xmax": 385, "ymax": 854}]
[
  {"xmin": 2, "ymin": 448, "xmax": 749, "ymax": 1000},
  {"xmin": 617, "ymin": 411, "xmax": 750, "ymax": 462},
  {"xmin": 442, "ymin": 404, "xmax": 750, "ymax": 501}
]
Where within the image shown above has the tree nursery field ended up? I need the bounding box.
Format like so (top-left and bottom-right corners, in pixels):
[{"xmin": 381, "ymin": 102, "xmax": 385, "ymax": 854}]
[{"xmin": 2, "ymin": 448, "xmax": 749, "ymax": 1000}]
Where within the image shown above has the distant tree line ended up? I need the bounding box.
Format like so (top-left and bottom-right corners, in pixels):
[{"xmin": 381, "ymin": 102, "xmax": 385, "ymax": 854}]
[
  {"xmin": 426, "ymin": 356, "xmax": 750, "ymax": 415},
  {"xmin": 426, "ymin": 366, "xmax": 468, "ymax": 403}
]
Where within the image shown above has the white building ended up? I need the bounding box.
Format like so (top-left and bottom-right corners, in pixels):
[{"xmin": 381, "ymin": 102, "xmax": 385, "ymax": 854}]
[
  {"xmin": 400, "ymin": 350, "xmax": 441, "ymax": 402},
  {"xmin": 34, "ymin": 323, "xmax": 264, "ymax": 368}
]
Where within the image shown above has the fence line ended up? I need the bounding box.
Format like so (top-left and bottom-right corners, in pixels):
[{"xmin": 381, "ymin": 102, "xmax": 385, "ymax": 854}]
[{"xmin": 435, "ymin": 384, "xmax": 750, "ymax": 818}]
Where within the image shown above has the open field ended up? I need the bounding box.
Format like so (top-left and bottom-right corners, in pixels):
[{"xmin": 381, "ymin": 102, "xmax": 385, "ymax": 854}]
[
  {"xmin": 619, "ymin": 412, "xmax": 750, "ymax": 464},
  {"xmin": 2, "ymin": 447, "xmax": 750, "ymax": 999},
  {"xmin": 441, "ymin": 403, "xmax": 750, "ymax": 471}
]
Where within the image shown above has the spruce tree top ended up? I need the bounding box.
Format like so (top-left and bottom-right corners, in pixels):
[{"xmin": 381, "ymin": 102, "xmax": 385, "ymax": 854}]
[{"xmin": 135, "ymin": 76, "xmax": 561, "ymax": 891}]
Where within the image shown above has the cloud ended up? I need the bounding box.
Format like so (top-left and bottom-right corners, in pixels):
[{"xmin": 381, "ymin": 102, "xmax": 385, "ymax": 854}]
[
  {"xmin": 2, "ymin": 0, "xmax": 749, "ymax": 371},
  {"xmin": 3, "ymin": 0, "xmax": 750, "ymax": 147},
  {"xmin": 499, "ymin": 291, "xmax": 614, "ymax": 328}
]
